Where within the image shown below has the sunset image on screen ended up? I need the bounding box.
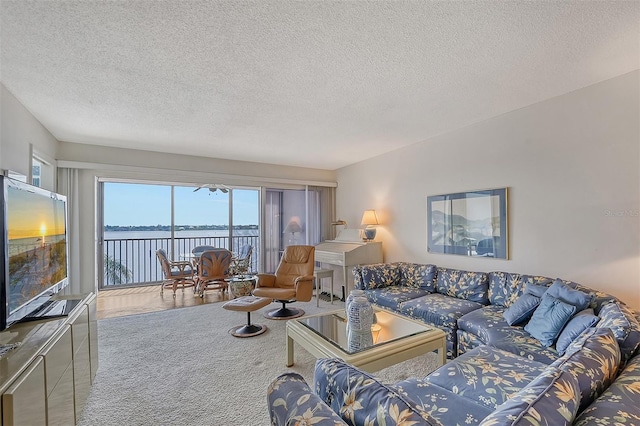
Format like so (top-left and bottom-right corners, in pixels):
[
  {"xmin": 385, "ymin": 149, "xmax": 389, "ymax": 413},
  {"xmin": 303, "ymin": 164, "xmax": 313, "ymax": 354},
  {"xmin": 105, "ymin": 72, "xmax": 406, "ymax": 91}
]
[
  {"xmin": 6, "ymin": 186, "xmax": 67, "ymax": 312},
  {"xmin": 7, "ymin": 190, "xmax": 66, "ymax": 240}
]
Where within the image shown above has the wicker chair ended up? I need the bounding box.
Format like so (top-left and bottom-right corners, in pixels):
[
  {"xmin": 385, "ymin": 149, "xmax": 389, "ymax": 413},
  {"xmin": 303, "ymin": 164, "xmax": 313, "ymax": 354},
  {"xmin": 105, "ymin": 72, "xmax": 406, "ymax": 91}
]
[
  {"xmin": 196, "ymin": 249, "xmax": 233, "ymax": 297},
  {"xmin": 230, "ymin": 244, "xmax": 253, "ymax": 276},
  {"xmin": 155, "ymin": 249, "xmax": 195, "ymax": 296}
]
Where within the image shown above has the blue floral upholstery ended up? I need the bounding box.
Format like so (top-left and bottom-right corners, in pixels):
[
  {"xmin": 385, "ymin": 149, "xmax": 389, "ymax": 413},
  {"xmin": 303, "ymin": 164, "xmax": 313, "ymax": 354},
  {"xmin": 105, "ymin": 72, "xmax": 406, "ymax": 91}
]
[
  {"xmin": 458, "ymin": 329, "xmax": 485, "ymax": 355},
  {"xmin": 268, "ymin": 263, "xmax": 640, "ymax": 426},
  {"xmin": 436, "ymin": 267, "xmax": 489, "ymax": 304},
  {"xmin": 357, "ymin": 263, "xmax": 401, "ymax": 290},
  {"xmin": 399, "ymin": 293, "xmax": 484, "ymax": 358},
  {"xmin": 488, "ymin": 271, "xmax": 552, "ymax": 308},
  {"xmin": 268, "ymin": 372, "xmax": 347, "ymax": 425},
  {"xmin": 363, "ymin": 287, "xmax": 431, "ymax": 311},
  {"xmin": 400, "ymin": 293, "xmax": 484, "ymax": 330},
  {"xmin": 573, "ymin": 354, "xmax": 640, "ymax": 426},
  {"xmin": 457, "ymin": 305, "xmax": 560, "ymax": 364},
  {"xmin": 478, "ymin": 367, "xmax": 581, "ymax": 426},
  {"xmin": 596, "ymin": 301, "xmax": 640, "ymax": 363},
  {"xmin": 424, "ymin": 345, "xmax": 547, "ymax": 410},
  {"xmin": 354, "ymin": 262, "xmax": 437, "ymax": 291},
  {"xmin": 394, "ymin": 379, "xmax": 493, "ymax": 425},
  {"xmin": 549, "ymin": 328, "xmax": 620, "ymax": 412},
  {"xmin": 314, "ymin": 358, "xmax": 443, "ymax": 426},
  {"xmin": 397, "ymin": 262, "xmax": 438, "ymax": 291}
]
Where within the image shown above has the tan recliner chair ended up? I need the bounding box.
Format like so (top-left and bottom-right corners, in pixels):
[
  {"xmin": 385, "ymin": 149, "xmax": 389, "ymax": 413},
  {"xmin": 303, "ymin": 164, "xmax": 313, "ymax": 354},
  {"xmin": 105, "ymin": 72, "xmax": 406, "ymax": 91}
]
[{"xmin": 252, "ymin": 245, "xmax": 315, "ymax": 319}]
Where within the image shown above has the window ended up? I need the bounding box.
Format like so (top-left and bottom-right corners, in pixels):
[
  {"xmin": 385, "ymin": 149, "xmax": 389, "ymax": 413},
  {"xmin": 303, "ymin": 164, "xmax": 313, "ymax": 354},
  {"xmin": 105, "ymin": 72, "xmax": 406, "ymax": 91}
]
[{"xmin": 31, "ymin": 157, "xmax": 42, "ymax": 187}]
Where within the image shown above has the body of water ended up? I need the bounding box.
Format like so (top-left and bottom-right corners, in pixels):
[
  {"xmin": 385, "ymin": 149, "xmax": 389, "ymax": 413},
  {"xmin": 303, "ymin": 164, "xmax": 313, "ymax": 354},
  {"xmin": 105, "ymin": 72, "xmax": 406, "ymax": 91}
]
[
  {"xmin": 104, "ymin": 229, "xmax": 258, "ymax": 240},
  {"xmin": 102, "ymin": 229, "xmax": 259, "ymax": 286}
]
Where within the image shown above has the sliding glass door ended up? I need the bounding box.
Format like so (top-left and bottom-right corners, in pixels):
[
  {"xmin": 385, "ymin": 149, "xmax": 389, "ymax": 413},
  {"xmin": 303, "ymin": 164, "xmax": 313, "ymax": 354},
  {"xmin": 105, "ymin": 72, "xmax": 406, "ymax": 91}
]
[
  {"xmin": 99, "ymin": 182, "xmax": 259, "ymax": 289},
  {"xmin": 262, "ymin": 186, "xmax": 333, "ymax": 273}
]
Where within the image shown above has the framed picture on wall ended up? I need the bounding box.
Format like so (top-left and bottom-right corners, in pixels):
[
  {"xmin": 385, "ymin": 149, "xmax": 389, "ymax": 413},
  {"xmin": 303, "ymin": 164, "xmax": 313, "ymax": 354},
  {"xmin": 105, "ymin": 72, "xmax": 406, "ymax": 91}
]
[{"xmin": 427, "ymin": 188, "xmax": 508, "ymax": 259}]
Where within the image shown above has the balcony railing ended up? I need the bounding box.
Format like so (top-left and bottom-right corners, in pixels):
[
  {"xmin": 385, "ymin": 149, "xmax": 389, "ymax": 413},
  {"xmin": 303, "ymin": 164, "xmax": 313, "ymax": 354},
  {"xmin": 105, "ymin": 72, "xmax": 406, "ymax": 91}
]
[{"xmin": 102, "ymin": 235, "xmax": 260, "ymax": 288}]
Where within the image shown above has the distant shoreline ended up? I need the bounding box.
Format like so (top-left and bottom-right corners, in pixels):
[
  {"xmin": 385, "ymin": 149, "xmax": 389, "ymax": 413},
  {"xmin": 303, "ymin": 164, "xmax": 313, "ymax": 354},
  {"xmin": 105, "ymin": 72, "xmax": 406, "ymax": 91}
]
[{"xmin": 104, "ymin": 225, "xmax": 258, "ymax": 232}]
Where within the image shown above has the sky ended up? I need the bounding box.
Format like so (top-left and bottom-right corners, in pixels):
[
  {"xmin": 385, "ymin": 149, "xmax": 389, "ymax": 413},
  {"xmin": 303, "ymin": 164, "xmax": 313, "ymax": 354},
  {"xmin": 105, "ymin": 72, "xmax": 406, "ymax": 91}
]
[
  {"xmin": 104, "ymin": 183, "xmax": 259, "ymax": 226},
  {"xmin": 8, "ymin": 185, "xmax": 66, "ymax": 239}
]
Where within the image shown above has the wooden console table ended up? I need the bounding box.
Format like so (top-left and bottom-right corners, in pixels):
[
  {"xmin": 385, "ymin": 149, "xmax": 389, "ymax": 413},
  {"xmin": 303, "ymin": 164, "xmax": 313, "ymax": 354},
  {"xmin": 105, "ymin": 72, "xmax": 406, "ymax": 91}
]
[{"xmin": 0, "ymin": 293, "xmax": 98, "ymax": 425}]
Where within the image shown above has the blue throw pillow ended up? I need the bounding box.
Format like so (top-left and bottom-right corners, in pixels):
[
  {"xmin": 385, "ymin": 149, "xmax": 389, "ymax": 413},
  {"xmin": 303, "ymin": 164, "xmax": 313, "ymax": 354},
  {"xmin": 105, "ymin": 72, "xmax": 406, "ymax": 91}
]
[
  {"xmin": 503, "ymin": 294, "xmax": 541, "ymax": 326},
  {"xmin": 524, "ymin": 283, "xmax": 549, "ymax": 298},
  {"xmin": 547, "ymin": 279, "xmax": 593, "ymax": 311},
  {"xmin": 555, "ymin": 309, "xmax": 600, "ymax": 355},
  {"xmin": 525, "ymin": 294, "xmax": 577, "ymax": 346}
]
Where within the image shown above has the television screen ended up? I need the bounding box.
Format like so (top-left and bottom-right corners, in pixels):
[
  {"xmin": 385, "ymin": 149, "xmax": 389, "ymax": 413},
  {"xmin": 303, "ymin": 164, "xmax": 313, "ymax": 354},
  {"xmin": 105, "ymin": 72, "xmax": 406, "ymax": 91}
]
[{"xmin": 0, "ymin": 177, "xmax": 68, "ymax": 329}]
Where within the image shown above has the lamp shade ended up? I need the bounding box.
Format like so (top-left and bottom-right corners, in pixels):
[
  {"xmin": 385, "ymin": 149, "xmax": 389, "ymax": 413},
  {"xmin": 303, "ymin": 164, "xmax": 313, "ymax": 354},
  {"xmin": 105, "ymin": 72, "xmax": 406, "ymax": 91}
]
[
  {"xmin": 284, "ymin": 220, "xmax": 302, "ymax": 234},
  {"xmin": 361, "ymin": 210, "xmax": 379, "ymax": 226}
]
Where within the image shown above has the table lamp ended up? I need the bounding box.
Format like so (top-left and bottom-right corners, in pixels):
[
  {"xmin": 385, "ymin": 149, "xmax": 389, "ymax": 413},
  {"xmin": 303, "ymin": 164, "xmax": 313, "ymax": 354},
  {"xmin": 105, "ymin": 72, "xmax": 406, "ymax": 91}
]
[
  {"xmin": 284, "ymin": 219, "xmax": 302, "ymax": 245},
  {"xmin": 361, "ymin": 210, "xmax": 379, "ymax": 241}
]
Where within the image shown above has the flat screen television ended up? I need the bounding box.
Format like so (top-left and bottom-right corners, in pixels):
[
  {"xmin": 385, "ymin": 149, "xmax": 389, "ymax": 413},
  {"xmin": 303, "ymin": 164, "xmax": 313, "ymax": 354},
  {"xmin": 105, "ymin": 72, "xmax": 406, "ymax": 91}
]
[{"xmin": 0, "ymin": 176, "xmax": 70, "ymax": 331}]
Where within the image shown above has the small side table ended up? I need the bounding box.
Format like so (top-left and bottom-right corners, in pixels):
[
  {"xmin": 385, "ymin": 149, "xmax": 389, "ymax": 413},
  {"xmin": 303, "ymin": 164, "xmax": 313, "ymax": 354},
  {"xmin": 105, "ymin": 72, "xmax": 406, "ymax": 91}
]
[
  {"xmin": 227, "ymin": 275, "xmax": 257, "ymax": 299},
  {"xmin": 314, "ymin": 268, "xmax": 334, "ymax": 307}
]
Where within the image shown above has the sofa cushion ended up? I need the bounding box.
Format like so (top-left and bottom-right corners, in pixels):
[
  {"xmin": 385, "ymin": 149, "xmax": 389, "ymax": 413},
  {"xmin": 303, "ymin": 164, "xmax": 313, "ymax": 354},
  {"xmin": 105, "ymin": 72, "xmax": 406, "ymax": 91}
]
[
  {"xmin": 397, "ymin": 262, "xmax": 438, "ymax": 291},
  {"xmin": 399, "ymin": 293, "xmax": 484, "ymax": 330},
  {"xmin": 478, "ymin": 367, "xmax": 581, "ymax": 426},
  {"xmin": 364, "ymin": 287, "xmax": 431, "ymax": 311},
  {"xmin": 555, "ymin": 309, "xmax": 600, "ymax": 356},
  {"xmin": 425, "ymin": 345, "xmax": 547, "ymax": 410},
  {"xmin": 488, "ymin": 271, "xmax": 552, "ymax": 307},
  {"xmin": 596, "ymin": 301, "xmax": 640, "ymax": 362},
  {"xmin": 458, "ymin": 305, "xmax": 508, "ymax": 342},
  {"xmin": 394, "ymin": 379, "xmax": 493, "ymax": 426},
  {"xmin": 458, "ymin": 306, "xmax": 560, "ymax": 364},
  {"xmin": 525, "ymin": 294, "xmax": 576, "ymax": 346},
  {"xmin": 313, "ymin": 358, "xmax": 441, "ymax": 426},
  {"xmin": 503, "ymin": 294, "xmax": 541, "ymax": 326},
  {"xmin": 525, "ymin": 283, "xmax": 550, "ymax": 298},
  {"xmin": 547, "ymin": 279, "xmax": 594, "ymax": 312},
  {"xmin": 573, "ymin": 354, "xmax": 640, "ymax": 426},
  {"xmin": 436, "ymin": 267, "xmax": 489, "ymax": 304},
  {"xmin": 358, "ymin": 263, "xmax": 401, "ymax": 290},
  {"xmin": 550, "ymin": 327, "xmax": 620, "ymax": 413}
]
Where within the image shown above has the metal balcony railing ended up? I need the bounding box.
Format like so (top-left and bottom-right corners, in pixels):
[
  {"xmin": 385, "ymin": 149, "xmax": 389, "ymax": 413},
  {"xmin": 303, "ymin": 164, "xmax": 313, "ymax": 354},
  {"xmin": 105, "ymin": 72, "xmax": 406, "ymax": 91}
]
[{"xmin": 102, "ymin": 235, "xmax": 259, "ymax": 288}]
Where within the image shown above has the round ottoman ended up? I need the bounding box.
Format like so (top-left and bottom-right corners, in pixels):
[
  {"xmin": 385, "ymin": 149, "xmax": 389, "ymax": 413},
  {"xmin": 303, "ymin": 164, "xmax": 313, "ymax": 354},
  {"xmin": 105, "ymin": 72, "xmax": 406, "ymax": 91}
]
[{"xmin": 222, "ymin": 296, "xmax": 271, "ymax": 337}]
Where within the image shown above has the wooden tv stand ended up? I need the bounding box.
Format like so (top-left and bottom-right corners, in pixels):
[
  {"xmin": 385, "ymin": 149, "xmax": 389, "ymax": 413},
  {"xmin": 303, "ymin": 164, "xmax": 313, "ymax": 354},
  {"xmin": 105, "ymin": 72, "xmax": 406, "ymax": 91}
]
[{"xmin": 0, "ymin": 293, "xmax": 98, "ymax": 425}]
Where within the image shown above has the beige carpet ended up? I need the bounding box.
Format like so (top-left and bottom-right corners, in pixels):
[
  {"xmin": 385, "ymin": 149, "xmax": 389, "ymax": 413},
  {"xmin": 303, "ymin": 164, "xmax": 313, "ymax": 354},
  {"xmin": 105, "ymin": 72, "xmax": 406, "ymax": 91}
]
[{"xmin": 78, "ymin": 300, "xmax": 440, "ymax": 425}]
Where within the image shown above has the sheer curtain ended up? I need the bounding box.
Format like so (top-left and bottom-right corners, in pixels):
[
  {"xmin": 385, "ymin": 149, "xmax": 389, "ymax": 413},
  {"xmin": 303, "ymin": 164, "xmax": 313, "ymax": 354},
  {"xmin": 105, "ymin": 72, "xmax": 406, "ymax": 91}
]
[
  {"xmin": 307, "ymin": 186, "xmax": 336, "ymax": 243},
  {"xmin": 57, "ymin": 168, "xmax": 81, "ymax": 294}
]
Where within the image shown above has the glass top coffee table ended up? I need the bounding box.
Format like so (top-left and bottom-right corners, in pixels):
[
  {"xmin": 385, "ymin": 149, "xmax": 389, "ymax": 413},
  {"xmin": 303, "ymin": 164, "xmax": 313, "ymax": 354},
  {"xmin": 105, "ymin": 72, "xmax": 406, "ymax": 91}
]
[{"xmin": 286, "ymin": 308, "xmax": 446, "ymax": 372}]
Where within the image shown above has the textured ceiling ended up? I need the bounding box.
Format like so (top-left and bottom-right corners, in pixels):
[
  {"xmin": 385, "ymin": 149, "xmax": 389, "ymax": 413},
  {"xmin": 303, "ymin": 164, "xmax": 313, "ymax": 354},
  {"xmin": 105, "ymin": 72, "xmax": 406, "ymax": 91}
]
[{"xmin": 1, "ymin": 1, "xmax": 638, "ymax": 170}]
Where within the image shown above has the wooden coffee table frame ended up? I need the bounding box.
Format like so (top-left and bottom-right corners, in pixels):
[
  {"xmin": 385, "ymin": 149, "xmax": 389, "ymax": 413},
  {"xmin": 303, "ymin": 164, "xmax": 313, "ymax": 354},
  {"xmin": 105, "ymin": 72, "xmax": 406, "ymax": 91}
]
[{"xmin": 286, "ymin": 308, "xmax": 446, "ymax": 373}]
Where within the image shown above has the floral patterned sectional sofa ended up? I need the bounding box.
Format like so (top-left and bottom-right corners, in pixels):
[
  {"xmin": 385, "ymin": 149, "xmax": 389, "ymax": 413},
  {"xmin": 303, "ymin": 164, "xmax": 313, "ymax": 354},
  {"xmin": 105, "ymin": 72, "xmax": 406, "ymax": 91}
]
[{"xmin": 268, "ymin": 262, "xmax": 640, "ymax": 425}]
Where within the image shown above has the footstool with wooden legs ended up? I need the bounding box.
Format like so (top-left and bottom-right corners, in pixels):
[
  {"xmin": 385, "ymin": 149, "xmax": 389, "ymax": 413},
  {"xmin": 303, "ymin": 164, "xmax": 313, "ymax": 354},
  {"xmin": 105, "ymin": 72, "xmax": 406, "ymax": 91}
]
[{"xmin": 222, "ymin": 296, "xmax": 272, "ymax": 337}]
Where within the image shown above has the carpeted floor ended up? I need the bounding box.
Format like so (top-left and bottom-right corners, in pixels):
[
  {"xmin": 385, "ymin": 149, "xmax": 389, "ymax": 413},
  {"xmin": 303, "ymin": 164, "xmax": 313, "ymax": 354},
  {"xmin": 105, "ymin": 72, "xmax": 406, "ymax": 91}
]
[{"xmin": 78, "ymin": 300, "xmax": 440, "ymax": 425}]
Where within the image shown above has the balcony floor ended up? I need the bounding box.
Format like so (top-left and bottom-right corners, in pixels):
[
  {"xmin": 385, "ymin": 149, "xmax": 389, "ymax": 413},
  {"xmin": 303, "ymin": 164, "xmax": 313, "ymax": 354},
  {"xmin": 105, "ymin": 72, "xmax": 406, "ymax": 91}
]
[{"xmin": 97, "ymin": 284, "xmax": 228, "ymax": 320}]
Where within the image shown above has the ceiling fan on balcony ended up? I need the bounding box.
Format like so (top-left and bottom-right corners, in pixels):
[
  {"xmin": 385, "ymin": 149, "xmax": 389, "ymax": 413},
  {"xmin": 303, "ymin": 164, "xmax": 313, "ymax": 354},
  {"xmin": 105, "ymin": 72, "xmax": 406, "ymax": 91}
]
[{"xmin": 193, "ymin": 184, "xmax": 230, "ymax": 193}]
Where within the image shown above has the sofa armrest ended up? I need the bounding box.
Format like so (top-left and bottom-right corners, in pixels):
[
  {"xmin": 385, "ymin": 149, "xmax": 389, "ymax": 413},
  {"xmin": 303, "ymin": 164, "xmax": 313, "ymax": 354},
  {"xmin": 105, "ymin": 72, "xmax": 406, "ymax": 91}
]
[
  {"xmin": 314, "ymin": 358, "xmax": 444, "ymax": 426},
  {"xmin": 268, "ymin": 372, "xmax": 346, "ymax": 426}
]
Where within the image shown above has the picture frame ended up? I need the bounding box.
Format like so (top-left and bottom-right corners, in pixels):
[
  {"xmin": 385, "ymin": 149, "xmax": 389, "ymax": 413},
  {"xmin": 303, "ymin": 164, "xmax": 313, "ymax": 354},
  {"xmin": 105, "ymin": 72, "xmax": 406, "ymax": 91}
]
[{"xmin": 427, "ymin": 188, "xmax": 508, "ymax": 259}]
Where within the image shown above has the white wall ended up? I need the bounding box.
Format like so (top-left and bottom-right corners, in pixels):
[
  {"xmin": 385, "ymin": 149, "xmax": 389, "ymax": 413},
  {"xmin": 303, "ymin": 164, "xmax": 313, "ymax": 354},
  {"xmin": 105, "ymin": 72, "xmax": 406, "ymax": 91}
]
[
  {"xmin": 337, "ymin": 71, "xmax": 640, "ymax": 309},
  {"xmin": 0, "ymin": 84, "xmax": 58, "ymax": 181}
]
